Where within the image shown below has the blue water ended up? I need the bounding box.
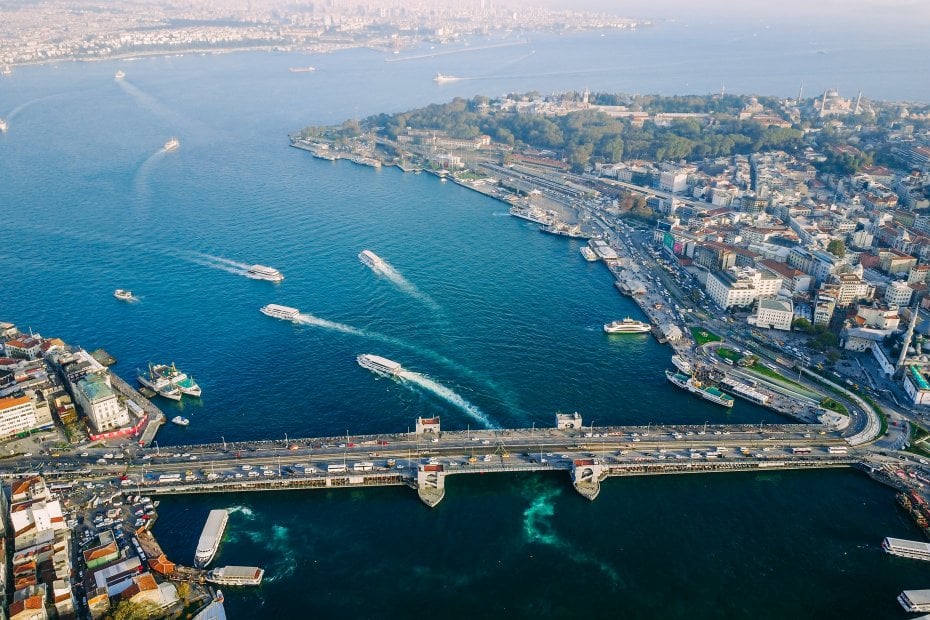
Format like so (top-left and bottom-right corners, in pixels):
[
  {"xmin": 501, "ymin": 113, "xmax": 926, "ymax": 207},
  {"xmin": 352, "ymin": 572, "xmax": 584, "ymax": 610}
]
[{"xmin": 2, "ymin": 23, "xmax": 930, "ymax": 617}]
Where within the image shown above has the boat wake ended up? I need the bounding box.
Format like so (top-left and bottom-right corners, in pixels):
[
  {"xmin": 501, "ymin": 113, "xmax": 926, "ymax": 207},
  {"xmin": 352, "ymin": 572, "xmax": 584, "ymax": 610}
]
[
  {"xmin": 397, "ymin": 370, "xmax": 497, "ymax": 428},
  {"xmin": 188, "ymin": 252, "xmax": 253, "ymax": 277},
  {"xmin": 361, "ymin": 254, "xmax": 440, "ymax": 310},
  {"xmin": 226, "ymin": 505, "xmax": 256, "ymax": 519},
  {"xmin": 294, "ymin": 313, "xmax": 368, "ymax": 338},
  {"xmin": 133, "ymin": 147, "xmax": 168, "ymax": 199}
]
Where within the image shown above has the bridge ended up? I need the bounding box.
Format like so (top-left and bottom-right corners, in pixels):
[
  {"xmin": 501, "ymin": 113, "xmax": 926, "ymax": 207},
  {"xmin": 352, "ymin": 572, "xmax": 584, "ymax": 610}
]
[{"xmin": 79, "ymin": 418, "xmax": 859, "ymax": 507}]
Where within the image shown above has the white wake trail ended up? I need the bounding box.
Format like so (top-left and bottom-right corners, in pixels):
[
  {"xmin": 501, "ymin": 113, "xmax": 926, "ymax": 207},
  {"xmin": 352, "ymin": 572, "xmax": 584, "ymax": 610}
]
[
  {"xmin": 133, "ymin": 147, "xmax": 168, "ymax": 199},
  {"xmin": 294, "ymin": 313, "xmax": 368, "ymax": 338},
  {"xmin": 361, "ymin": 254, "xmax": 440, "ymax": 310},
  {"xmin": 398, "ymin": 370, "xmax": 496, "ymax": 428},
  {"xmin": 192, "ymin": 252, "xmax": 252, "ymax": 271}
]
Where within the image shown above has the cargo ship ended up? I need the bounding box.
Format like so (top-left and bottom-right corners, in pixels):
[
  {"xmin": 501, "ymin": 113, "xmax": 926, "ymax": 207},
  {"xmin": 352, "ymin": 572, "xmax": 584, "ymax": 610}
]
[
  {"xmin": 665, "ymin": 370, "xmax": 734, "ymax": 407},
  {"xmin": 195, "ymin": 509, "xmax": 229, "ymax": 568},
  {"xmin": 207, "ymin": 566, "xmax": 265, "ymax": 586}
]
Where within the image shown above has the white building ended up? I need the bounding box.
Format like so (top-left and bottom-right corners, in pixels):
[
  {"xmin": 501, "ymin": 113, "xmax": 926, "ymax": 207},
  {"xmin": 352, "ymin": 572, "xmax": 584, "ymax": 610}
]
[
  {"xmin": 0, "ymin": 395, "xmax": 39, "ymax": 440},
  {"xmin": 750, "ymin": 298, "xmax": 794, "ymax": 331},
  {"xmin": 74, "ymin": 375, "xmax": 129, "ymax": 433},
  {"xmin": 706, "ymin": 267, "xmax": 782, "ymax": 309},
  {"xmin": 658, "ymin": 170, "xmax": 688, "ymax": 193},
  {"xmin": 886, "ymin": 280, "xmax": 914, "ymax": 307},
  {"xmin": 904, "ymin": 366, "xmax": 930, "ymax": 405}
]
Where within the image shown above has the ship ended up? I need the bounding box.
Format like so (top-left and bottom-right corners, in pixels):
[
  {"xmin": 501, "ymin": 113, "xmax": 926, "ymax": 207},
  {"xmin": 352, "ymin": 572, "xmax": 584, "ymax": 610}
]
[
  {"xmin": 0, "ymin": 118, "xmax": 8, "ymax": 133},
  {"xmin": 883, "ymin": 537, "xmax": 930, "ymax": 562},
  {"xmin": 433, "ymin": 73, "xmax": 462, "ymax": 84},
  {"xmin": 171, "ymin": 416, "xmax": 190, "ymax": 426},
  {"xmin": 665, "ymin": 370, "xmax": 735, "ymax": 407},
  {"xmin": 206, "ymin": 566, "xmax": 265, "ymax": 586},
  {"xmin": 604, "ymin": 318, "xmax": 652, "ymax": 334},
  {"xmin": 671, "ymin": 354, "xmax": 692, "ymax": 374},
  {"xmin": 246, "ymin": 264, "xmax": 284, "ymax": 282},
  {"xmin": 114, "ymin": 70, "xmax": 125, "ymax": 80},
  {"xmin": 358, "ymin": 249, "xmax": 385, "ymax": 269},
  {"xmin": 164, "ymin": 137, "xmax": 180, "ymax": 151},
  {"xmin": 113, "ymin": 289, "xmax": 134, "ymax": 301},
  {"xmin": 357, "ymin": 354, "xmax": 404, "ymax": 377},
  {"xmin": 508, "ymin": 204, "xmax": 554, "ymax": 226},
  {"xmin": 195, "ymin": 509, "xmax": 229, "ymax": 568},
  {"xmin": 137, "ymin": 363, "xmax": 182, "ymax": 401},
  {"xmin": 580, "ymin": 246, "xmax": 598, "ymax": 262},
  {"xmin": 260, "ymin": 304, "xmax": 300, "ymax": 321},
  {"xmin": 540, "ymin": 221, "xmax": 591, "ymax": 239},
  {"xmin": 719, "ymin": 377, "xmax": 771, "ymax": 405},
  {"xmin": 288, "ymin": 66, "xmax": 316, "ymax": 73},
  {"xmin": 155, "ymin": 362, "xmax": 202, "ymax": 397}
]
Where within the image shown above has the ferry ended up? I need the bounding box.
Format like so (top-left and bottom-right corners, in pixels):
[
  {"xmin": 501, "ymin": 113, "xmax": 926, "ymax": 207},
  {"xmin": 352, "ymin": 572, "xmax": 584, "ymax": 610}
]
[
  {"xmin": 206, "ymin": 566, "xmax": 265, "ymax": 586},
  {"xmin": 898, "ymin": 589, "xmax": 930, "ymax": 613},
  {"xmin": 883, "ymin": 537, "xmax": 930, "ymax": 562},
  {"xmin": 604, "ymin": 318, "xmax": 651, "ymax": 334},
  {"xmin": 580, "ymin": 246, "xmax": 598, "ymax": 262},
  {"xmin": 195, "ymin": 509, "xmax": 229, "ymax": 568},
  {"xmin": 357, "ymin": 354, "xmax": 404, "ymax": 377},
  {"xmin": 260, "ymin": 304, "xmax": 300, "ymax": 321},
  {"xmin": 508, "ymin": 204, "xmax": 554, "ymax": 226},
  {"xmin": 665, "ymin": 370, "xmax": 734, "ymax": 407},
  {"xmin": 0, "ymin": 118, "xmax": 8, "ymax": 133},
  {"xmin": 137, "ymin": 363, "xmax": 182, "ymax": 401},
  {"xmin": 288, "ymin": 66, "xmax": 316, "ymax": 73},
  {"xmin": 246, "ymin": 264, "xmax": 284, "ymax": 282},
  {"xmin": 155, "ymin": 362, "xmax": 201, "ymax": 397},
  {"xmin": 540, "ymin": 221, "xmax": 590, "ymax": 239},
  {"xmin": 671, "ymin": 354, "xmax": 692, "ymax": 374},
  {"xmin": 114, "ymin": 70, "xmax": 125, "ymax": 80},
  {"xmin": 433, "ymin": 73, "xmax": 462, "ymax": 84},
  {"xmin": 113, "ymin": 289, "xmax": 134, "ymax": 301},
  {"xmin": 719, "ymin": 377, "xmax": 771, "ymax": 405},
  {"xmin": 171, "ymin": 416, "xmax": 190, "ymax": 427},
  {"xmin": 358, "ymin": 249, "xmax": 385, "ymax": 269},
  {"xmin": 164, "ymin": 137, "xmax": 180, "ymax": 151}
]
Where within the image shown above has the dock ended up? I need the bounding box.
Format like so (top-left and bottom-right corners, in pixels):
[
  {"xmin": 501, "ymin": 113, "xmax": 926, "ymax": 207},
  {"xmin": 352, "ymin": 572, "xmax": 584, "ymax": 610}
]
[{"xmin": 109, "ymin": 371, "xmax": 165, "ymax": 446}]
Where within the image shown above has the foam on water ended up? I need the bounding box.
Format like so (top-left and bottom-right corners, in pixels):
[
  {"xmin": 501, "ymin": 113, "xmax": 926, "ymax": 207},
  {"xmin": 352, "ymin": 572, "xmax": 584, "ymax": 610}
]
[
  {"xmin": 398, "ymin": 370, "xmax": 497, "ymax": 428},
  {"xmin": 361, "ymin": 252, "xmax": 440, "ymax": 310}
]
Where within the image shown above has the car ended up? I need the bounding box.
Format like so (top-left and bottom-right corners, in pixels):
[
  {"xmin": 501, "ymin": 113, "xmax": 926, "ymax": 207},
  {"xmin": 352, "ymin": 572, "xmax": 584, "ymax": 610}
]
[
  {"xmin": 430, "ymin": 438, "xmax": 438, "ymax": 443},
  {"xmin": 22, "ymin": 452, "xmax": 33, "ymax": 457},
  {"xmin": 80, "ymin": 452, "xmax": 89, "ymax": 457}
]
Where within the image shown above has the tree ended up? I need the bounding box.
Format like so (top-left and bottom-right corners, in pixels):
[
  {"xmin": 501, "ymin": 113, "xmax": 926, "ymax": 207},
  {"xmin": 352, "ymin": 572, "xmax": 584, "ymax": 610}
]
[
  {"xmin": 827, "ymin": 239, "xmax": 846, "ymax": 258},
  {"xmin": 105, "ymin": 600, "xmax": 160, "ymax": 620}
]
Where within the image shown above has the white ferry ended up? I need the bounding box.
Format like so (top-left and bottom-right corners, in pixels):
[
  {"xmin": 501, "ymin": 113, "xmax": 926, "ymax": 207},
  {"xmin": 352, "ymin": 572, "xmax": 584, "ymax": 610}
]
[
  {"xmin": 164, "ymin": 137, "xmax": 180, "ymax": 151},
  {"xmin": 0, "ymin": 118, "xmax": 8, "ymax": 133},
  {"xmin": 899, "ymin": 589, "xmax": 930, "ymax": 613},
  {"xmin": 433, "ymin": 73, "xmax": 462, "ymax": 84},
  {"xmin": 665, "ymin": 370, "xmax": 734, "ymax": 408},
  {"xmin": 206, "ymin": 566, "xmax": 265, "ymax": 586},
  {"xmin": 671, "ymin": 354, "xmax": 692, "ymax": 374},
  {"xmin": 114, "ymin": 70, "xmax": 125, "ymax": 80},
  {"xmin": 580, "ymin": 246, "xmax": 598, "ymax": 262},
  {"xmin": 357, "ymin": 354, "xmax": 404, "ymax": 377},
  {"xmin": 508, "ymin": 204, "xmax": 553, "ymax": 226},
  {"xmin": 604, "ymin": 318, "xmax": 651, "ymax": 334},
  {"xmin": 288, "ymin": 66, "xmax": 316, "ymax": 73},
  {"xmin": 883, "ymin": 537, "xmax": 930, "ymax": 562},
  {"xmin": 246, "ymin": 264, "xmax": 284, "ymax": 282},
  {"xmin": 195, "ymin": 509, "xmax": 229, "ymax": 568},
  {"xmin": 358, "ymin": 249, "xmax": 385, "ymax": 269},
  {"xmin": 171, "ymin": 416, "xmax": 190, "ymax": 426},
  {"xmin": 260, "ymin": 304, "xmax": 300, "ymax": 321},
  {"xmin": 113, "ymin": 289, "xmax": 134, "ymax": 301}
]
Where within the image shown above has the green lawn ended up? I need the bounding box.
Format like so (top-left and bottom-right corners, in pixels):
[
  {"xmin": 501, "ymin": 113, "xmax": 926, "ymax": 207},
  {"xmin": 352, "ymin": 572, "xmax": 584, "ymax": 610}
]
[
  {"xmin": 819, "ymin": 397, "xmax": 848, "ymax": 416},
  {"xmin": 691, "ymin": 327, "xmax": 722, "ymax": 346},
  {"xmin": 716, "ymin": 347, "xmax": 744, "ymax": 363}
]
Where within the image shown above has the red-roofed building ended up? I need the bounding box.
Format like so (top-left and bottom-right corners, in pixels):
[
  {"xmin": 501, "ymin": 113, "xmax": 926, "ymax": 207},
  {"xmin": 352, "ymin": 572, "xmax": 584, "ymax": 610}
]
[{"xmin": 3, "ymin": 338, "xmax": 43, "ymax": 360}]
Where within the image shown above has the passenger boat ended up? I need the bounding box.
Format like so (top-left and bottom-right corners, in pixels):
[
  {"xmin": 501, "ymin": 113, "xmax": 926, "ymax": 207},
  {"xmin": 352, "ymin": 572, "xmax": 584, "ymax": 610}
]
[
  {"xmin": 164, "ymin": 137, "xmax": 180, "ymax": 151},
  {"xmin": 114, "ymin": 70, "xmax": 125, "ymax": 80},
  {"xmin": 604, "ymin": 318, "xmax": 651, "ymax": 334},
  {"xmin": 195, "ymin": 509, "xmax": 229, "ymax": 568},
  {"xmin": 665, "ymin": 370, "xmax": 734, "ymax": 407},
  {"xmin": 155, "ymin": 362, "xmax": 201, "ymax": 397},
  {"xmin": 358, "ymin": 249, "xmax": 385, "ymax": 269},
  {"xmin": 246, "ymin": 264, "xmax": 284, "ymax": 282},
  {"xmin": 883, "ymin": 537, "xmax": 930, "ymax": 562},
  {"xmin": 671, "ymin": 354, "xmax": 692, "ymax": 374},
  {"xmin": 206, "ymin": 566, "xmax": 264, "ymax": 586},
  {"xmin": 357, "ymin": 354, "xmax": 404, "ymax": 377},
  {"xmin": 580, "ymin": 246, "xmax": 598, "ymax": 262},
  {"xmin": 260, "ymin": 304, "xmax": 300, "ymax": 321}
]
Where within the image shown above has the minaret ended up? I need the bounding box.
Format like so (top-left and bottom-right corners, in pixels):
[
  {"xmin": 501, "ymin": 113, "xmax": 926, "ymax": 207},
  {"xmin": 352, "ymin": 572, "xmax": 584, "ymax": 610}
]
[
  {"xmin": 820, "ymin": 89, "xmax": 829, "ymax": 118},
  {"xmin": 854, "ymin": 91, "xmax": 862, "ymax": 115},
  {"xmin": 797, "ymin": 82, "xmax": 804, "ymax": 102},
  {"xmin": 896, "ymin": 306, "xmax": 920, "ymax": 375}
]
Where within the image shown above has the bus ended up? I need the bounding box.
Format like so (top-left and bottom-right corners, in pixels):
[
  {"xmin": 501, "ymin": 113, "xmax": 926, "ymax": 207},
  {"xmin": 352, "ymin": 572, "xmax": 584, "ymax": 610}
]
[{"xmin": 791, "ymin": 447, "xmax": 812, "ymax": 455}]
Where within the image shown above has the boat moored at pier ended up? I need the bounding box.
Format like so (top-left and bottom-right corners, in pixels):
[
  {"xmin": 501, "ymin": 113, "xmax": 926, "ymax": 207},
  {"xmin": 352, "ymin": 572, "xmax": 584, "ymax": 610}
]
[
  {"xmin": 508, "ymin": 204, "xmax": 554, "ymax": 226},
  {"xmin": 665, "ymin": 370, "xmax": 734, "ymax": 407},
  {"xmin": 357, "ymin": 354, "xmax": 404, "ymax": 377},
  {"xmin": 260, "ymin": 304, "xmax": 300, "ymax": 321},
  {"xmin": 137, "ymin": 363, "xmax": 182, "ymax": 401},
  {"xmin": 171, "ymin": 416, "xmax": 190, "ymax": 426},
  {"xmin": 580, "ymin": 246, "xmax": 598, "ymax": 262},
  {"xmin": 883, "ymin": 537, "xmax": 930, "ymax": 562},
  {"xmin": 671, "ymin": 354, "xmax": 692, "ymax": 374},
  {"xmin": 195, "ymin": 509, "xmax": 229, "ymax": 568},
  {"xmin": 246, "ymin": 264, "xmax": 284, "ymax": 282},
  {"xmin": 604, "ymin": 318, "xmax": 651, "ymax": 334},
  {"xmin": 206, "ymin": 565, "xmax": 265, "ymax": 586}
]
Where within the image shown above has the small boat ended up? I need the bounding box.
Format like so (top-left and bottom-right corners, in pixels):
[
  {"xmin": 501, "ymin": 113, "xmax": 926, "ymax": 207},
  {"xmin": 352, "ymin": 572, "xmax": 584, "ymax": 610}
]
[
  {"xmin": 0, "ymin": 118, "xmax": 8, "ymax": 133},
  {"xmin": 171, "ymin": 416, "xmax": 190, "ymax": 426},
  {"xmin": 164, "ymin": 137, "xmax": 180, "ymax": 151},
  {"xmin": 114, "ymin": 70, "xmax": 125, "ymax": 80},
  {"xmin": 114, "ymin": 289, "xmax": 134, "ymax": 301},
  {"xmin": 288, "ymin": 66, "xmax": 316, "ymax": 73}
]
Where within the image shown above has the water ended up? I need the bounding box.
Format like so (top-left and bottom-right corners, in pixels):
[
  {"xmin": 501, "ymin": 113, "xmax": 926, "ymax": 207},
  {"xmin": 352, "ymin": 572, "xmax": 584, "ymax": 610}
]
[{"xmin": 2, "ymin": 23, "xmax": 929, "ymax": 618}]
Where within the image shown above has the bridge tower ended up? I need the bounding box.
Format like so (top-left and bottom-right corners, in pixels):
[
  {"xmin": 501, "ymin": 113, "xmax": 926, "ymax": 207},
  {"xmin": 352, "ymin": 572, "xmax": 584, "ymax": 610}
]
[
  {"xmin": 571, "ymin": 459, "xmax": 604, "ymax": 501},
  {"xmin": 417, "ymin": 464, "xmax": 445, "ymax": 507}
]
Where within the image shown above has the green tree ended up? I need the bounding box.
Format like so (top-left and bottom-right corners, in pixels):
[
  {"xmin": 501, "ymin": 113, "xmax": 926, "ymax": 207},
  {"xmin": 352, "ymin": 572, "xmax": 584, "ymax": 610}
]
[
  {"xmin": 827, "ymin": 239, "xmax": 846, "ymax": 258},
  {"xmin": 105, "ymin": 600, "xmax": 160, "ymax": 620}
]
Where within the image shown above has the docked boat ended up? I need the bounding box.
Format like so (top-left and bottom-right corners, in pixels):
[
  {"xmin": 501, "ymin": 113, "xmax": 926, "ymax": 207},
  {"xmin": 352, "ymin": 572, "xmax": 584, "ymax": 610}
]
[
  {"xmin": 137, "ymin": 363, "xmax": 182, "ymax": 401},
  {"xmin": 665, "ymin": 370, "xmax": 734, "ymax": 407},
  {"xmin": 604, "ymin": 318, "xmax": 651, "ymax": 334},
  {"xmin": 580, "ymin": 246, "xmax": 598, "ymax": 262},
  {"xmin": 246, "ymin": 264, "xmax": 284, "ymax": 282},
  {"xmin": 883, "ymin": 537, "xmax": 930, "ymax": 562},
  {"xmin": 171, "ymin": 416, "xmax": 190, "ymax": 427},
  {"xmin": 206, "ymin": 566, "xmax": 265, "ymax": 586},
  {"xmin": 433, "ymin": 73, "xmax": 462, "ymax": 84},
  {"xmin": 358, "ymin": 249, "xmax": 385, "ymax": 269},
  {"xmin": 114, "ymin": 70, "xmax": 125, "ymax": 80},
  {"xmin": 719, "ymin": 377, "xmax": 771, "ymax": 405},
  {"xmin": 113, "ymin": 289, "xmax": 134, "ymax": 301},
  {"xmin": 540, "ymin": 221, "xmax": 590, "ymax": 239},
  {"xmin": 357, "ymin": 354, "xmax": 404, "ymax": 377},
  {"xmin": 288, "ymin": 66, "xmax": 316, "ymax": 73},
  {"xmin": 260, "ymin": 304, "xmax": 300, "ymax": 321},
  {"xmin": 164, "ymin": 137, "xmax": 180, "ymax": 151},
  {"xmin": 509, "ymin": 204, "xmax": 553, "ymax": 226},
  {"xmin": 671, "ymin": 354, "xmax": 692, "ymax": 374},
  {"xmin": 155, "ymin": 362, "xmax": 201, "ymax": 397},
  {"xmin": 195, "ymin": 509, "xmax": 229, "ymax": 568}
]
